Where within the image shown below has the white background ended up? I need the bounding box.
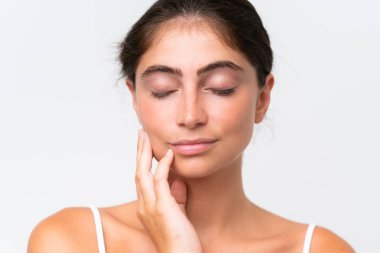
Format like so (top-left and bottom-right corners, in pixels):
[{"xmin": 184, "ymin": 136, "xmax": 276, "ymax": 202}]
[{"xmin": 1, "ymin": 0, "xmax": 379, "ymax": 252}]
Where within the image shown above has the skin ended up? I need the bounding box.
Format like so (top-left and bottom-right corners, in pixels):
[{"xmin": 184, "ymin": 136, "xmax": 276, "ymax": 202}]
[{"xmin": 28, "ymin": 21, "xmax": 355, "ymax": 253}]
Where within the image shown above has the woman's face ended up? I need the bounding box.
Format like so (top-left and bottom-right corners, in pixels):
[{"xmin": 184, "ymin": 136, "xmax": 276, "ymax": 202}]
[{"xmin": 128, "ymin": 23, "xmax": 273, "ymax": 178}]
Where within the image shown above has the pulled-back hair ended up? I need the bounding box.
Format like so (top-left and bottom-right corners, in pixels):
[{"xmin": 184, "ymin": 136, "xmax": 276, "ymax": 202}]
[{"xmin": 119, "ymin": 0, "xmax": 273, "ymax": 88}]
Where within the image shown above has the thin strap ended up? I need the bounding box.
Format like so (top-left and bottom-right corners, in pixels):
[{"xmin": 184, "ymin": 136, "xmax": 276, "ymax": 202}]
[
  {"xmin": 89, "ymin": 206, "xmax": 106, "ymax": 253},
  {"xmin": 302, "ymin": 223, "xmax": 316, "ymax": 253}
]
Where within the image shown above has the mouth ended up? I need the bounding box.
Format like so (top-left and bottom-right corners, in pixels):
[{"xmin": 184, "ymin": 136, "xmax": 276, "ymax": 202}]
[{"xmin": 169, "ymin": 138, "xmax": 217, "ymax": 156}]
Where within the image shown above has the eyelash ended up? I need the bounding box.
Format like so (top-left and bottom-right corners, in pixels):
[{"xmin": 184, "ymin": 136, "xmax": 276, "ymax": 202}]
[
  {"xmin": 211, "ymin": 88, "xmax": 235, "ymax": 96},
  {"xmin": 150, "ymin": 91, "xmax": 175, "ymax": 98},
  {"xmin": 150, "ymin": 88, "xmax": 236, "ymax": 99}
]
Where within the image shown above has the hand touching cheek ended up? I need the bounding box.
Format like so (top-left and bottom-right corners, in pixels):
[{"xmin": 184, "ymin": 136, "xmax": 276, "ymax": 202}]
[{"xmin": 135, "ymin": 129, "xmax": 202, "ymax": 253}]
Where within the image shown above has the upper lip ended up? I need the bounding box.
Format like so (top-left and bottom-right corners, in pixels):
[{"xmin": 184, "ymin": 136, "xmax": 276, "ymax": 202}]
[{"xmin": 170, "ymin": 138, "xmax": 217, "ymax": 145}]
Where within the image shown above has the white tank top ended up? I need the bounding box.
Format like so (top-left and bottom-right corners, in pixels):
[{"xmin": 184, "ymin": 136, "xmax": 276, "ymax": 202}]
[{"xmin": 89, "ymin": 206, "xmax": 316, "ymax": 253}]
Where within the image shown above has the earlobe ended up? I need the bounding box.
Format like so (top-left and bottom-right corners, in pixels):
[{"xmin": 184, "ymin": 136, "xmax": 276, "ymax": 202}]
[
  {"xmin": 255, "ymin": 74, "xmax": 275, "ymax": 123},
  {"xmin": 126, "ymin": 78, "xmax": 135, "ymax": 94}
]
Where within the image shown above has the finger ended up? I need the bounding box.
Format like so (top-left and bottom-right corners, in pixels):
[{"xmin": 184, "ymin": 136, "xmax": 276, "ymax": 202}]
[
  {"xmin": 153, "ymin": 149, "xmax": 174, "ymax": 204},
  {"xmin": 135, "ymin": 129, "xmax": 147, "ymax": 203},
  {"xmin": 136, "ymin": 131, "xmax": 155, "ymax": 207},
  {"xmin": 135, "ymin": 129, "xmax": 145, "ymax": 203},
  {"xmin": 135, "ymin": 182, "xmax": 144, "ymax": 203},
  {"xmin": 170, "ymin": 179, "xmax": 187, "ymax": 214},
  {"xmin": 135, "ymin": 184, "xmax": 146, "ymax": 221},
  {"xmin": 139, "ymin": 131, "xmax": 153, "ymax": 173},
  {"xmin": 136, "ymin": 129, "xmax": 144, "ymax": 163}
]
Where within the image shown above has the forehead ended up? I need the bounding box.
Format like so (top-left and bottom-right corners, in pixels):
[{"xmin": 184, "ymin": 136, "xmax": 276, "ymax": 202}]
[
  {"xmin": 149, "ymin": 17, "xmax": 228, "ymax": 51},
  {"xmin": 136, "ymin": 21, "xmax": 251, "ymax": 77}
]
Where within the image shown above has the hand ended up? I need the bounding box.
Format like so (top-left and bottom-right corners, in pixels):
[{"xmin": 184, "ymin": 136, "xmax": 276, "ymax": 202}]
[{"xmin": 135, "ymin": 130, "xmax": 202, "ymax": 253}]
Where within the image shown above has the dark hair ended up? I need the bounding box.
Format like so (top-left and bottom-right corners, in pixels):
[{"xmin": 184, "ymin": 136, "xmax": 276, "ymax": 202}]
[{"xmin": 119, "ymin": 0, "xmax": 272, "ymax": 89}]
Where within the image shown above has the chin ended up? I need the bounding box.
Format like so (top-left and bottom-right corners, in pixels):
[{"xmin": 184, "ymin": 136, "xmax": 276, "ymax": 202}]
[{"xmin": 169, "ymin": 154, "xmax": 221, "ymax": 179}]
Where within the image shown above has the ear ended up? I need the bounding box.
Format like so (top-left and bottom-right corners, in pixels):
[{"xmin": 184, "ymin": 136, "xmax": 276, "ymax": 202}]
[
  {"xmin": 255, "ymin": 73, "xmax": 275, "ymax": 123},
  {"xmin": 126, "ymin": 79, "xmax": 141, "ymax": 123}
]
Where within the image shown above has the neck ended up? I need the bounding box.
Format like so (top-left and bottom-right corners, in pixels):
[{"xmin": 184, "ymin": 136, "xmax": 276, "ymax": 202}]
[{"xmin": 168, "ymin": 155, "xmax": 252, "ymax": 235}]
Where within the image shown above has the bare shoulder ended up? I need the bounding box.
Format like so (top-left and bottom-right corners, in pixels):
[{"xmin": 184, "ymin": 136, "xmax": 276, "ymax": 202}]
[
  {"xmin": 311, "ymin": 226, "xmax": 355, "ymax": 253},
  {"xmin": 27, "ymin": 207, "xmax": 98, "ymax": 253},
  {"xmin": 100, "ymin": 200, "xmax": 143, "ymax": 231},
  {"xmin": 28, "ymin": 202, "xmax": 155, "ymax": 253}
]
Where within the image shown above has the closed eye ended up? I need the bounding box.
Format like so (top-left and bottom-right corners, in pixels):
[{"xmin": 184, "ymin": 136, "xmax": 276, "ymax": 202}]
[
  {"xmin": 151, "ymin": 88, "xmax": 236, "ymax": 99},
  {"xmin": 150, "ymin": 90, "xmax": 176, "ymax": 99},
  {"xmin": 211, "ymin": 88, "xmax": 236, "ymax": 96}
]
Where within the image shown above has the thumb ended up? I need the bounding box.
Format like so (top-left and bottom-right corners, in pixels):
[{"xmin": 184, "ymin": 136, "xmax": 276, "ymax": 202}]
[{"xmin": 170, "ymin": 179, "xmax": 187, "ymax": 214}]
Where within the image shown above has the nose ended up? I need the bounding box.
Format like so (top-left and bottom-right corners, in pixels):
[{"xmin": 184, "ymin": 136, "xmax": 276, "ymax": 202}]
[{"xmin": 176, "ymin": 92, "xmax": 208, "ymax": 129}]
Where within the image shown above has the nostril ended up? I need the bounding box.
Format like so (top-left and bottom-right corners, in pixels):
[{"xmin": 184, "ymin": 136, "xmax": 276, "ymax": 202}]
[{"xmin": 177, "ymin": 105, "xmax": 208, "ymax": 128}]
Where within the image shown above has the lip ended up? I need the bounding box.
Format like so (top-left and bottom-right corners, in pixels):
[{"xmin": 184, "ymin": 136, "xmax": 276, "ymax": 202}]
[
  {"xmin": 169, "ymin": 138, "xmax": 217, "ymax": 155},
  {"xmin": 170, "ymin": 138, "xmax": 217, "ymax": 145}
]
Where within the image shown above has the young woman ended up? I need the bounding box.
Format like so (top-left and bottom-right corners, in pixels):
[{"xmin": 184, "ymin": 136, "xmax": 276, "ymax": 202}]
[{"xmin": 28, "ymin": 0, "xmax": 355, "ymax": 252}]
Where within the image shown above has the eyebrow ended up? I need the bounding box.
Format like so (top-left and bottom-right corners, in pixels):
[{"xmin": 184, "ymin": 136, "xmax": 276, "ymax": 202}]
[{"xmin": 140, "ymin": 60, "xmax": 243, "ymax": 79}]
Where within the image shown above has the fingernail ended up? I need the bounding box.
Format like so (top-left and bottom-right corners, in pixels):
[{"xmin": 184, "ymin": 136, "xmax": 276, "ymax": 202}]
[{"xmin": 166, "ymin": 149, "xmax": 172, "ymax": 156}]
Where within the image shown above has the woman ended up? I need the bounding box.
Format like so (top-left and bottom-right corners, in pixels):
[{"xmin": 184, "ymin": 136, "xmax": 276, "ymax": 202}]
[{"xmin": 28, "ymin": 0, "xmax": 355, "ymax": 252}]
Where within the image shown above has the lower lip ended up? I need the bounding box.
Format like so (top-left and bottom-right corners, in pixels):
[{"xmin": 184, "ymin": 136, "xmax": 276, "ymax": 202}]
[{"xmin": 170, "ymin": 142, "xmax": 216, "ymax": 155}]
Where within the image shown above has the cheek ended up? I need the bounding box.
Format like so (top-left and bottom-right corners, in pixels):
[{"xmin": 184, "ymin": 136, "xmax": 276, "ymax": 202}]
[
  {"xmin": 137, "ymin": 98, "xmax": 173, "ymax": 159},
  {"xmin": 209, "ymin": 95, "xmax": 256, "ymax": 149},
  {"xmin": 138, "ymin": 101, "xmax": 167, "ymax": 128}
]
